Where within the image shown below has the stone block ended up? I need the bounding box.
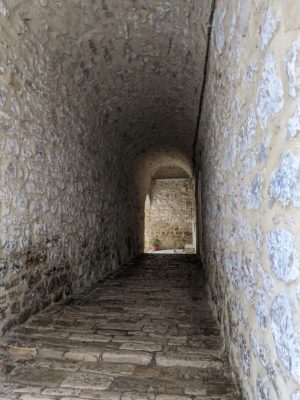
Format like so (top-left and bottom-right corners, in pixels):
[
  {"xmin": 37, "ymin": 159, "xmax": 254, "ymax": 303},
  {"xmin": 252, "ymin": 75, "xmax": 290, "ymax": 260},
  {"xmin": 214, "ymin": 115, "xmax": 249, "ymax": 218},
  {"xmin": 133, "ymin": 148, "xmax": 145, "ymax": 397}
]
[{"xmin": 102, "ymin": 350, "xmax": 152, "ymax": 366}]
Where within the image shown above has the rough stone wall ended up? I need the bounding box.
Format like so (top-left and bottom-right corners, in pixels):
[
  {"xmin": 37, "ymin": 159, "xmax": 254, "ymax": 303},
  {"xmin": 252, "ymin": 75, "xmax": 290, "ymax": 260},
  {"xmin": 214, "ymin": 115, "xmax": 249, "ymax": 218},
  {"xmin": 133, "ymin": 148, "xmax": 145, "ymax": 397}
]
[
  {"xmin": 196, "ymin": 1, "xmax": 300, "ymax": 399},
  {"xmin": 0, "ymin": 0, "xmax": 212, "ymax": 333},
  {"xmin": 145, "ymin": 179, "xmax": 194, "ymax": 250},
  {"xmin": 0, "ymin": 0, "xmax": 140, "ymax": 333}
]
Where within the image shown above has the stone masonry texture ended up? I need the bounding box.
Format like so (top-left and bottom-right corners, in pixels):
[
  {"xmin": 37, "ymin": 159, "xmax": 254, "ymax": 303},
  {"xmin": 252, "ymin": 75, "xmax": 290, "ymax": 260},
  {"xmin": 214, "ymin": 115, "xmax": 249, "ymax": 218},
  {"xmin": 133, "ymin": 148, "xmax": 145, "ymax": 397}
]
[
  {"xmin": 0, "ymin": 0, "xmax": 210, "ymax": 333},
  {"xmin": 144, "ymin": 179, "xmax": 194, "ymax": 251},
  {"xmin": 0, "ymin": 1, "xmax": 299, "ymax": 400},
  {"xmin": 0, "ymin": 255, "xmax": 242, "ymax": 399},
  {"xmin": 194, "ymin": 1, "xmax": 300, "ymax": 399}
]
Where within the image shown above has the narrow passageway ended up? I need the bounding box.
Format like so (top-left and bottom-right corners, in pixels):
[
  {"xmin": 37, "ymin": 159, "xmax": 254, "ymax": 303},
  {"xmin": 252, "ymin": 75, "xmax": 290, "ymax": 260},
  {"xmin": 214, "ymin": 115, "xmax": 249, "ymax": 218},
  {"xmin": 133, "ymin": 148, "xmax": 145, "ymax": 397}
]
[
  {"xmin": 0, "ymin": 255, "xmax": 241, "ymax": 399},
  {"xmin": 0, "ymin": 1, "xmax": 299, "ymax": 398}
]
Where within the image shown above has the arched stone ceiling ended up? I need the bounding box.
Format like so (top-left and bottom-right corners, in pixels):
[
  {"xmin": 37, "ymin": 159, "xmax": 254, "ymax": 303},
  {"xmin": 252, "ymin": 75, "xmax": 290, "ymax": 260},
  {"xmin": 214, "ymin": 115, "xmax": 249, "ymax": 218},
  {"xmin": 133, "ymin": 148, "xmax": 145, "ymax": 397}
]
[
  {"xmin": 3, "ymin": 0, "xmax": 212, "ymax": 162},
  {"xmin": 152, "ymin": 166, "xmax": 189, "ymax": 179},
  {"xmin": 133, "ymin": 147, "xmax": 193, "ymax": 201}
]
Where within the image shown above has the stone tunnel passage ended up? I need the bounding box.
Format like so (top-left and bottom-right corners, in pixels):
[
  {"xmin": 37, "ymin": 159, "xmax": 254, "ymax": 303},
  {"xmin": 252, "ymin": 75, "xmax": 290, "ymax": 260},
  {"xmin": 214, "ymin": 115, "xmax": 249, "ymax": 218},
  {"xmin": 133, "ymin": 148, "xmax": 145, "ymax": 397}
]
[
  {"xmin": 0, "ymin": 1, "xmax": 300, "ymax": 399},
  {"xmin": 0, "ymin": 255, "xmax": 242, "ymax": 399}
]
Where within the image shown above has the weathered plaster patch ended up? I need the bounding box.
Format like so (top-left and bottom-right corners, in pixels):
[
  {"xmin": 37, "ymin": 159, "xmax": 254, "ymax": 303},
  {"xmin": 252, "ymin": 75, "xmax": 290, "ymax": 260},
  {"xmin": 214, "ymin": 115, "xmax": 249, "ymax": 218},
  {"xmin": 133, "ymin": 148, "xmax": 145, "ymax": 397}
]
[
  {"xmin": 228, "ymin": 252, "xmax": 242, "ymax": 290},
  {"xmin": 239, "ymin": 106, "xmax": 257, "ymax": 159},
  {"xmin": 214, "ymin": 6, "xmax": 226, "ymax": 55},
  {"xmin": 0, "ymin": 88, "xmax": 7, "ymax": 106},
  {"xmin": 267, "ymin": 228, "xmax": 299, "ymax": 283},
  {"xmin": 250, "ymin": 331, "xmax": 271, "ymax": 371},
  {"xmin": 155, "ymin": 3, "xmax": 171, "ymax": 19},
  {"xmin": 256, "ymin": 289, "xmax": 267, "ymax": 331},
  {"xmin": 286, "ymin": 105, "xmax": 300, "ymax": 138},
  {"xmin": 285, "ymin": 43, "xmax": 298, "ymax": 98},
  {"xmin": 239, "ymin": 334, "xmax": 251, "ymax": 376},
  {"xmin": 271, "ymin": 294, "xmax": 300, "ymax": 383},
  {"xmin": 256, "ymin": 373, "xmax": 274, "ymax": 400},
  {"xmin": 261, "ymin": 7, "xmax": 280, "ymax": 51},
  {"xmin": 258, "ymin": 133, "xmax": 271, "ymax": 164},
  {"xmin": 257, "ymin": 53, "xmax": 284, "ymax": 129},
  {"xmin": 239, "ymin": 0, "xmax": 250, "ymax": 33},
  {"xmin": 0, "ymin": 260, "xmax": 8, "ymax": 279},
  {"xmin": 250, "ymin": 330, "xmax": 260, "ymax": 356},
  {"xmin": 297, "ymin": 286, "xmax": 300, "ymax": 303},
  {"xmin": 242, "ymin": 152, "xmax": 257, "ymax": 176},
  {"xmin": 0, "ymin": 1, "xmax": 8, "ymax": 17},
  {"xmin": 234, "ymin": 298, "xmax": 249, "ymax": 327},
  {"xmin": 262, "ymin": 272, "xmax": 274, "ymax": 297},
  {"xmin": 268, "ymin": 152, "xmax": 300, "ymax": 207},
  {"xmin": 228, "ymin": 12, "xmax": 236, "ymax": 45},
  {"xmin": 245, "ymin": 172, "xmax": 264, "ymax": 209},
  {"xmin": 244, "ymin": 63, "xmax": 258, "ymax": 88},
  {"xmin": 251, "ymin": 228, "xmax": 263, "ymax": 253}
]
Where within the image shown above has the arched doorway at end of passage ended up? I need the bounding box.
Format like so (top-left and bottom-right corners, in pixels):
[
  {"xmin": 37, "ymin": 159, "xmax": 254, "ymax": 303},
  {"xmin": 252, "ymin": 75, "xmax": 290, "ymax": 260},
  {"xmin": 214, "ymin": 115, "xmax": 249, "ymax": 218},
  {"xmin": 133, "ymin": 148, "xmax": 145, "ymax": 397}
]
[{"xmin": 143, "ymin": 167, "xmax": 196, "ymax": 254}]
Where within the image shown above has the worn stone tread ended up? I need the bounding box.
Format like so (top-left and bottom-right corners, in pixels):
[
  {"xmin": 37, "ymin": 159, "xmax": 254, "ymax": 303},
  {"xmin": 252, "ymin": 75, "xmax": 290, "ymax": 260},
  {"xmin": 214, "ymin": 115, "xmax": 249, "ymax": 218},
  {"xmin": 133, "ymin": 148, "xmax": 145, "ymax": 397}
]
[{"xmin": 0, "ymin": 256, "xmax": 242, "ymax": 399}]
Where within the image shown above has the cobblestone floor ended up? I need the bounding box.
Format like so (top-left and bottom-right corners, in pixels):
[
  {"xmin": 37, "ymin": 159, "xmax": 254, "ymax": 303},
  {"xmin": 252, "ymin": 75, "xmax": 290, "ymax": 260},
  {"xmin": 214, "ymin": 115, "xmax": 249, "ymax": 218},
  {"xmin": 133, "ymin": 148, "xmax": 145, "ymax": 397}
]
[{"xmin": 0, "ymin": 255, "xmax": 242, "ymax": 399}]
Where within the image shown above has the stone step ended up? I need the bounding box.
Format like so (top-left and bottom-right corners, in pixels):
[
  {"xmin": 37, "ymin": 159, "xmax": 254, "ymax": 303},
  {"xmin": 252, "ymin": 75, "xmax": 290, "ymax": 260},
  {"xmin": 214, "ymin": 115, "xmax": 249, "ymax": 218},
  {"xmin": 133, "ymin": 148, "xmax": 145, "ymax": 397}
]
[{"xmin": 0, "ymin": 256, "xmax": 241, "ymax": 399}]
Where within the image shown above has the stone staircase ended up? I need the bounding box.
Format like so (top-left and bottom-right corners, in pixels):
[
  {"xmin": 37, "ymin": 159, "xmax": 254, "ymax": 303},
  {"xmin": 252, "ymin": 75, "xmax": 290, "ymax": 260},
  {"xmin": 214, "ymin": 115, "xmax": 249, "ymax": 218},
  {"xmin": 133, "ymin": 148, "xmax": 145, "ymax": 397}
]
[{"xmin": 0, "ymin": 255, "xmax": 242, "ymax": 400}]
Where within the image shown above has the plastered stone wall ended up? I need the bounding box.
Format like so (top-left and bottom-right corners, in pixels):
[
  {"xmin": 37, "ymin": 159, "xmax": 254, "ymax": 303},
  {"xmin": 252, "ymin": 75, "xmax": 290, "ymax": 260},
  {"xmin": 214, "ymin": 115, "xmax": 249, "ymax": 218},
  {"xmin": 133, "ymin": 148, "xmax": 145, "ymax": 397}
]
[
  {"xmin": 0, "ymin": 0, "xmax": 212, "ymax": 333},
  {"xmin": 195, "ymin": 1, "xmax": 300, "ymax": 399},
  {"xmin": 144, "ymin": 179, "xmax": 194, "ymax": 250}
]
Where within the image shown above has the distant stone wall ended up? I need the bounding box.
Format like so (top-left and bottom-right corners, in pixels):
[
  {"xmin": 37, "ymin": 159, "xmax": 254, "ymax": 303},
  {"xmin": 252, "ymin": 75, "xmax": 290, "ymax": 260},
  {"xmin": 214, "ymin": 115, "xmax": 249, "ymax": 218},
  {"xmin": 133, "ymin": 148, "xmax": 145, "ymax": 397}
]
[
  {"xmin": 144, "ymin": 179, "xmax": 194, "ymax": 251},
  {"xmin": 195, "ymin": 1, "xmax": 300, "ymax": 399}
]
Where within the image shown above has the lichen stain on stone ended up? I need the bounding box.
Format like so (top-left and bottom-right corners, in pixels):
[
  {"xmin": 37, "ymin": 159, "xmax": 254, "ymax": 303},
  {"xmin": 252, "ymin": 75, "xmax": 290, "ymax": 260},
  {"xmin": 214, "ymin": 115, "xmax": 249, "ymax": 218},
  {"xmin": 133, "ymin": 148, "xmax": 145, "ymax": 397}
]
[
  {"xmin": 257, "ymin": 52, "xmax": 284, "ymax": 129},
  {"xmin": 285, "ymin": 42, "xmax": 299, "ymax": 98},
  {"xmin": 271, "ymin": 293, "xmax": 300, "ymax": 384},
  {"xmin": 240, "ymin": 0, "xmax": 250, "ymax": 33},
  {"xmin": 245, "ymin": 172, "xmax": 264, "ymax": 210},
  {"xmin": 239, "ymin": 105, "xmax": 257, "ymax": 159},
  {"xmin": 256, "ymin": 373, "xmax": 275, "ymax": 400},
  {"xmin": 267, "ymin": 228, "xmax": 299, "ymax": 283},
  {"xmin": 214, "ymin": 4, "xmax": 226, "ymax": 55},
  {"xmin": 260, "ymin": 7, "xmax": 280, "ymax": 51},
  {"xmin": 291, "ymin": 391, "xmax": 300, "ymax": 400},
  {"xmin": 238, "ymin": 334, "xmax": 251, "ymax": 376},
  {"xmin": 0, "ymin": 0, "xmax": 9, "ymax": 17},
  {"xmin": 256, "ymin": 289, "xmax": 267, "ymax": 331},
  {"xmin": 268, "ymin": 152, "xmax": 300, "ymax": 207},
  {"xmin": 244, "ymin": 62, "xmax": 258, "ymax": 88},
  {"xmin": 286, "ymin": 105, "xmax": 300, "ymax": 138}
]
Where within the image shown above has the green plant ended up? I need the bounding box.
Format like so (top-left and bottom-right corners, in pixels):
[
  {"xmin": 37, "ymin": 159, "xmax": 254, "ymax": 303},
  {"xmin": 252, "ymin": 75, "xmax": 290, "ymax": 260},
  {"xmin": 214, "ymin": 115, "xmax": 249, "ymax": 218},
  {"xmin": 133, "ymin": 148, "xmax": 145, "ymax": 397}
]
[{"xmin": 151, "ymin": 239, "xmax": 159, "ymax": 246}]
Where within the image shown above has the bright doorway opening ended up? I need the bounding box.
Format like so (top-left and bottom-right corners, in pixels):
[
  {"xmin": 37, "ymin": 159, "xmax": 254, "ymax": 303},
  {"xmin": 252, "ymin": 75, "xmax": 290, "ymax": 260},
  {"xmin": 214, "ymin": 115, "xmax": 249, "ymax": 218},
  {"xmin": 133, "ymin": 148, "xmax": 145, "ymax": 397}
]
[{"xmin": 144, "ymin": 167, "xmax": 196, "ymax": 254}]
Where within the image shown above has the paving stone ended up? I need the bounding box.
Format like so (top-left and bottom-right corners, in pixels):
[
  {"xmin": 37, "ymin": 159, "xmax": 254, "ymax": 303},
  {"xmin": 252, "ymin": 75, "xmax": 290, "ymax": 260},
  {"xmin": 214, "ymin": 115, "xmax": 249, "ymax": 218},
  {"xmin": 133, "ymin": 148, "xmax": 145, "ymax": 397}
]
[
  {"xmin": 79, "ymin": 390, "xmax": 121, "ymax": 400},
  {"xmin": 64, "ymin": 349, "xmax": 101, "ymax": 362},
  {"xmin": 156, "ymin": 395, "xmax": 192, "ymax": 400},
  {"xmin": 6, "ymin": 346, "xmax": 37, "ymax": 358},
  {"xmin": 81, "ymin": 362, "xmax": 136, "ymax": 377},
  {"xmin": 10, "ymin": 367, "xmax": 67, "ymax": 387},
  {"xmin": 42, "ymin": 388, "xmax": 81, "ymax": 396},
  {"xmin": 34, "ymin": 359, "xmax": 80, "ymax": 371},
  {"xmin": 19, "ymin": 395, "xmax": 54, "ymax": 400},
  {"xmin": 38, "ymin": 347, "xmax": 65, "ymax": 359},
  {"xmin": 68, "ymin": 333, "xmax": 111, "ymax": 343},
  {"xmin": 156, "ymin": 353, "xmax": 223, "ymax": 369},
  {"xmin": 102, "ymin": 350, "xmax": 152, "ymax": 365},
  {"xmin": 112, "ymin": 335, "xmax": 165, "ymax": 345},
  {"xmin": 13, "ymin": 387, "xmax": 42, "ymax": 394},
  {"xmin": 119, "ymin": 342, "xmax": 162, "ymax": 352},
  {"xmin": 61, "ymin": 372, "xmax": 113, "ymax": 390},
  {"xmin": 0, "ymin": 256, "xmax": 241, "ymax": 399},
  {"xmin": 121, "ymin": 392, "xmax": 155, "ymax": 400}
]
